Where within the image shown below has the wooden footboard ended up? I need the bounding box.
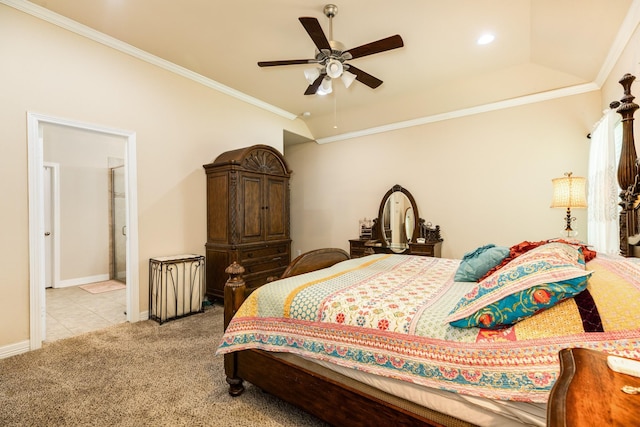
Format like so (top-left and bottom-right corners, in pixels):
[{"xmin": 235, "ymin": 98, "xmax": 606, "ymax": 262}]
[
  {"xmin": 222, "ymin": 248, "xmax": 350, "ymax": 397},
  {"xmin": 221, "ymin": 248, "xmax": 469, "ymax": 427}
]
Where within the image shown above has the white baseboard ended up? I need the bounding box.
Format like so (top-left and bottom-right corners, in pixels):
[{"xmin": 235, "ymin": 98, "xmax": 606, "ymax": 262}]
[
  {"xmin": 0, "ymin": 340, "xmax": 30, "ymax": 359},
  {"xmin": 55, "ymin": 273, "xmax": 110, "ymax": 288}
]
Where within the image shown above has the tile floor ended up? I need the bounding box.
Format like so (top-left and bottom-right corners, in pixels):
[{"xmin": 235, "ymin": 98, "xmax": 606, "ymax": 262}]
[{"xmin": 45, "ymin": 285, "xmax": 127, "ymax": 343}]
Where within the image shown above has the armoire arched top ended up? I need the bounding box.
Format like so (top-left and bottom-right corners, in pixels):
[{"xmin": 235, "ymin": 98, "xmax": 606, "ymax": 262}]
[{"xmin": 208, "ymin": 144, "xmax": 290, "ymax": 177}]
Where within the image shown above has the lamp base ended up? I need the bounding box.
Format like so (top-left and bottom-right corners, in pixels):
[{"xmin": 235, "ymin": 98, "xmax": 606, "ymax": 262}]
[{"xmin": 561, "ymin": 207, "xmax": 578, "ymax": 238}]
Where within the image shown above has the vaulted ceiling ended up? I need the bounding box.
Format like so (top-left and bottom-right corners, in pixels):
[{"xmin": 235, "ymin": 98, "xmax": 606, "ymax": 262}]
[{"xmin": 25, "ymin": 0, "xmax": 637, "ymax": 142}]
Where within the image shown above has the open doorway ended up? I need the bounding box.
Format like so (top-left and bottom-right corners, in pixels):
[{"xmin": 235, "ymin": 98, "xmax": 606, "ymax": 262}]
[
  {"xmin": 42, "ymin": 125, "xmax": 127, "ymax": 341},
  {"xmin": 27, "ymin": 113, "xmax": 140, "ymax": 350}
]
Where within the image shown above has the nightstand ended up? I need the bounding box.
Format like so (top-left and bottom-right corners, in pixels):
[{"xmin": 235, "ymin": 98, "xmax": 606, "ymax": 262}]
[
  {"xmin": 349, "ymin": 239, "xmax": 376, "ymax": 258},
  {"xmin": 548, "ymin": 348, "xmax": 640, "ymax": 426},
  {"xmin": 408, "ymin": 241, "xmax": 442, "ymax": 257}
]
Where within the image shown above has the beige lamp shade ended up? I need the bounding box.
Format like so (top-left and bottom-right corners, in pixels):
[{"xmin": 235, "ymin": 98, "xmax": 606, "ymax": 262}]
[{"xmin": 550, "ymin": 173, "xmax": 587, "ymax": 209}]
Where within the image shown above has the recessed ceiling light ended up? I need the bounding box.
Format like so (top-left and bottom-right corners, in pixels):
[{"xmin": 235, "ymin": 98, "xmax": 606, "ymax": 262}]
[{"xmin": 477, "ymin": 33, "xmax": 495, "ymax": 45}]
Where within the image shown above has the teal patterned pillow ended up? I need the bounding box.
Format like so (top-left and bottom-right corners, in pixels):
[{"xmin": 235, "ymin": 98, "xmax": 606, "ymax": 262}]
[
  {"xmin": 446, "ymin": 242, "xmax": 592, "ymax": 329},
  {"xmin": 454, "ymin": 244, "xmax": 510, "ymax": 282}
]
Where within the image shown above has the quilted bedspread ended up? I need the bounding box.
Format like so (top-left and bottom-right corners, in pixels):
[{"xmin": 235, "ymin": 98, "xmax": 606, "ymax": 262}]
[{"xmin": 216, "ymin": 253, "xmax": 640, "ymax": 402}]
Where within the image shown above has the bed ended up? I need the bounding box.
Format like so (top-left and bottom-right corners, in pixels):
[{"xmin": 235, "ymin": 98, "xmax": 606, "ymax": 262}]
[{"xmin": 215, "ymin": 74, "xmax": 640, "ymax": 427}]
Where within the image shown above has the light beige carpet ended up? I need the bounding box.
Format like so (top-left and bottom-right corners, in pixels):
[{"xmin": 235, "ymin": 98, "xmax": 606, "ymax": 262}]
[
  {"xmin": 0, "ymin": 305, "xmax": 327, "ymax": 427},
  {"xmin": 79, "ymin": 280, "xmax": 126, "ymax": 294}
]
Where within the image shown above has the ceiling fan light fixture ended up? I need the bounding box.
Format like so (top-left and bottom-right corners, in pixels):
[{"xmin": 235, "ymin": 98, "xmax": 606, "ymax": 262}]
[
  {"xmin": 325, "ymin": 59, "xmax": 343, "ymax": 78},
  {"xmin": 341, "ymin": 70, "xmax": 356, "ymax": 88},
  {"xmin": 304, "ymin": 67, "xmax": 321, "ymax": 84},
  {"xmin": 317, "ymin": 77, "xmax": 333, "ymax": 95}
]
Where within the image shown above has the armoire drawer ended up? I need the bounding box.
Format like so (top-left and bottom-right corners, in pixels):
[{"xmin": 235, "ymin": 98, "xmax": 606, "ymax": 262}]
[
  {"xmin": 239, "ymin": 244, "xmax": 289, "ymax": 262},
  {"xmin": 244, "ymin": 266, "xmax": 288, "ymax": 293},
  {"xmin": 241, "ymin": 255, "xmax": 290, "ymax": 275}
]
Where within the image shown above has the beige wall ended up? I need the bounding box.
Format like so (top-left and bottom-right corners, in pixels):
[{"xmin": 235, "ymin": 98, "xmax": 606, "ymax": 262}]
[
  {"xmin": 286, "ymin": 92, "xmax": 600, "ymax": 260},
  {"xmin": 0, "ymin": 5, "xmax": 310, "ymax": 348}
]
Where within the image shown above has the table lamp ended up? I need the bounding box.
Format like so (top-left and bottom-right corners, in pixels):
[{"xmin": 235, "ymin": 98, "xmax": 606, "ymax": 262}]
[{"xmin": 550, "ymin": 172, "xmax": 587, "ymax": 237}]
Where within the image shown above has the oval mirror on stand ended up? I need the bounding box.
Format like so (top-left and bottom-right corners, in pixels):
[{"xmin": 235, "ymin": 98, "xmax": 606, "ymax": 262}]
[
  {"xmin": 377, "ymin": 184, "xmax": 420, "ymax": 253},
  {"xmin": 405, "ymin": 207, "xmax": 415, "ymax": 243}
]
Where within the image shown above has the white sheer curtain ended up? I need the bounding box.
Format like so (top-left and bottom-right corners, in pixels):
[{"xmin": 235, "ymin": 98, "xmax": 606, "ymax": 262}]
[{"xmin": 587, "ymin": 109, "xmax": 621, "ymax": 254}]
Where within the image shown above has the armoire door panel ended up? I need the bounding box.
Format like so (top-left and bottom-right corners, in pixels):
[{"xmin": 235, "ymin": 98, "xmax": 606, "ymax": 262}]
[
  {"xmin": 265, "ymin": 177, "xmax": 288, "ymax": 240},
  {"xmin": 240, "ymin": 174, "xmax": 263, "ymax": 241},
  {"xmin": 207, "ymin": 174, "xmax": 229, "ymax": 242}
]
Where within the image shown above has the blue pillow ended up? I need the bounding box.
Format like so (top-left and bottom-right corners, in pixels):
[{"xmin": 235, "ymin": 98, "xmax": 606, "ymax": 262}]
[
  {"xmin": 447, "ymin": 242, "xmax": 592, "ymax": 329},
  {"xmin": 454, "ymin": 244, "xmax": 510, "ymax": 282}
]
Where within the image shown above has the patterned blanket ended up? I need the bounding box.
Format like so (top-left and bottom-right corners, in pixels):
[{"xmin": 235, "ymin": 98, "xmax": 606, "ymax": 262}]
[{"xmin": 217, "ymin": 253, "xmax": 640, "ymax": 402}]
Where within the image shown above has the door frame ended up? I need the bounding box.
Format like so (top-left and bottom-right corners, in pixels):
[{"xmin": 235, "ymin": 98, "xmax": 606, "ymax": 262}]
[{"xmin": 27, "ymin": 112, "xmax": 140, "ymax": 350}]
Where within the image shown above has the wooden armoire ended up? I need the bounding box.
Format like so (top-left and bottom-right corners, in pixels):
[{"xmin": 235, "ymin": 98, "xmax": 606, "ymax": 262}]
[{"xmin": 203, "ymin": 145, "xmax": 291, "ymax": 301}]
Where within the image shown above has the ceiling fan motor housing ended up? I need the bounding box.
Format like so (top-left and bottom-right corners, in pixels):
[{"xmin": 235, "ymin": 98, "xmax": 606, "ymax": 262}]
[
  {"xmin": 323, "ymin": 4, "xmax": 338, "ymax": 18},
  {"xmin": 326, "ymin": 59, "xmax": 343, "ymax": 78}
]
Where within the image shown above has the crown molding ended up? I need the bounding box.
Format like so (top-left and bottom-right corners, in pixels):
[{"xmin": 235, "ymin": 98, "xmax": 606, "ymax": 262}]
[{"xmin": 316, "ymin": 83, "xmax": 600, "ymax": 144}]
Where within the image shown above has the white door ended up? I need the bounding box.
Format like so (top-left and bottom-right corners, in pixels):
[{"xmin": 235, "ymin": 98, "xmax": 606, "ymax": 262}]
[{"xmin": 43, "ymin": 165, "xmax": 54, "ymax": 288}]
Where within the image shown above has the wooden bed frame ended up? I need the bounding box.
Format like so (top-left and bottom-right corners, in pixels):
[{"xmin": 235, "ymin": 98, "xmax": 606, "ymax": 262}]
[
  {"xmin": 221, "ymin": 75, "xmax": 640, "ymax": 427},
  {"xmin": 617, "ymin": 74, "xmax": 640, "ymax": 257},
  {"xmin": 222, "ymin": 249, "xmax": 466, "ymax": 426}
]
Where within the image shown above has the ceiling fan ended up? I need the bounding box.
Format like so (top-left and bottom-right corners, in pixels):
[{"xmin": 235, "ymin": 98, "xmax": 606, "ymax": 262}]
[{"xmin": 258, "ymin": 4, "xmax": 404, "ymax": 95}]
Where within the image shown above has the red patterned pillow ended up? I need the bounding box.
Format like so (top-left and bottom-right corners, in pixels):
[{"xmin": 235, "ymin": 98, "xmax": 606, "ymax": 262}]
[{"xmin": 477, "ymin": 239, "xmax": 595, "ymax": 282}]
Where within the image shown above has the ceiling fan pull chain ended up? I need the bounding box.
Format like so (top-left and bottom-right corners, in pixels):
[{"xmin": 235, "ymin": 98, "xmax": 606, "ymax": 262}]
[{"xmin": 334, "ymin": 93, "xmax": 338, "ymax": 129}]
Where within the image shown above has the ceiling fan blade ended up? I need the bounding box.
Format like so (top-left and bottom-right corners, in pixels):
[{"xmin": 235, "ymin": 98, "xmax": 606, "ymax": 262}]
[
  {"xmin": 299, "ymin": 17, "xmax": 331, "ymax": 51},
  {"xmin": 304, "ymin": 74, "xmax": 325, "ymax": 95},
  {"xmin": 258, "ymin": 59, "xmax": 316, "ymax": 67},
  {"xmin": 347, "ymin": 65, "xmax": 383, "ymax": 89},
  {"xmin": 346, "ymin": 35, "xmax": 404, "ymax": 60}
]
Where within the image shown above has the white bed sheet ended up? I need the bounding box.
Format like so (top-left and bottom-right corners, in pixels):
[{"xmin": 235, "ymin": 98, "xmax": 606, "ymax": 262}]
[{"xmin": 309, "ymin": 357, "xmax": 547, "ymax": 427}]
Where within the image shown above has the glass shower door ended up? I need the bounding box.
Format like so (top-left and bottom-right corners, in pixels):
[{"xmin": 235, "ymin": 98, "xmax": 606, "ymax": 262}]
[{"xmin": 112, "ymin": 166, "xmax": 126, "ymax": 283}]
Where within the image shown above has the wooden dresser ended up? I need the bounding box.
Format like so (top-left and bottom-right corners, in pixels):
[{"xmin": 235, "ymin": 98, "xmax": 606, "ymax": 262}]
[
  {"xmin": 350, "ymin": 185, "xmax": 443, "ymax": 259},
  {"xmin": 349, "ymin": 239, "xmax": 442, "ymax": 258},
  {"xmin": 203, "ymin": 145, "xmax": 291, "ymax": 301}
]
